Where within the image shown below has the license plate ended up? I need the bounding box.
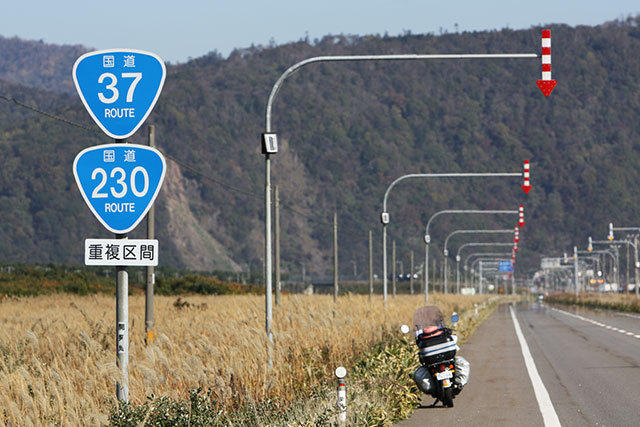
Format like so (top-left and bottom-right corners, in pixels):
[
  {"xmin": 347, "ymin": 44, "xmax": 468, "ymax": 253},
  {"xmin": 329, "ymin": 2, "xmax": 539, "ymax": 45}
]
[{"xmin": 436, "ymin": 370, "xmax": 453, "ymax": 380}]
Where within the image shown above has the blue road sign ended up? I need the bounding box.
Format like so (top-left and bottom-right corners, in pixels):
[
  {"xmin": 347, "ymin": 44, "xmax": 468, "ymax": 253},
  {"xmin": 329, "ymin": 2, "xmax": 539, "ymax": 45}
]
[
  {"xmin": 498, "ymin": 261, "xmax": 514, "ymax": 272},
  {"xmin": 73, "ymin": 144, "xmax": 166, "ymax": 234},
  {"xmin": 73, "ymin": 49, "xmax": 166, "ymax": 139}
]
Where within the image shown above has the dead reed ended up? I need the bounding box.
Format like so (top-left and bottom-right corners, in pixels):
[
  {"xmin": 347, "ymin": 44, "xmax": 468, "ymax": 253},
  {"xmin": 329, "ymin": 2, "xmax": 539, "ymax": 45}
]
[{"xmin": 0, "ymin": 293, "xmax": 492, "ymax": 425}]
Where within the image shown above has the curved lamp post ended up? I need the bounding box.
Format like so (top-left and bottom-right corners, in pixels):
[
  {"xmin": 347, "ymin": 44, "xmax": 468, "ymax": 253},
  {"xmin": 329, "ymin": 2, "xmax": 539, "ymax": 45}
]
[
  {"xmin": 382, "ymin": 177, "xmax": 520, "ymax": 306},
  {"xmin": 263, "ymin": 44, "xmax": 545, "ymax": 352},
  {"xmin": 443, "ymin": 229, "xmax": 513, "ymax": 294}
]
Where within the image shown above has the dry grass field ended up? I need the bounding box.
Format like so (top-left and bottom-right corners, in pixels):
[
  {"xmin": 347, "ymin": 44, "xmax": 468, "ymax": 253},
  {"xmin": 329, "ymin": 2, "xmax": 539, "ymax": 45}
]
[
  {"xmin": 546, "ymin": 292, "xmax": 640, "ymax": 313},
  {"xmin": 0, "ymin": 292, "xmax": 495, "ymax": 425}
]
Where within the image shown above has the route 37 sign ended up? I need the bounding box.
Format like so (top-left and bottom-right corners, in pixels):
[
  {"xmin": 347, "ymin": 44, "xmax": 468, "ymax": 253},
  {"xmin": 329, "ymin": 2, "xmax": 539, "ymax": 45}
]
[
  {"xmin": 73, "ymin": 49, "xmax": 166, "ymax": 139},
  {"xmin": 73, "ymin": 144, "xmax": 166, "ymax": 234}
]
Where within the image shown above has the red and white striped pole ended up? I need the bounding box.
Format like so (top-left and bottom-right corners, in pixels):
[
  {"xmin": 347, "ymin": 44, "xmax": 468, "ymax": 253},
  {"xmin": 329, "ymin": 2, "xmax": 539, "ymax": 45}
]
[
  {"xmin": 522, "ymin": 160, "xmax": 531, "ymax": 194},
  {"xmin": 537, "ymin": 29, "xmax": 557, "ymax": 97},
  {"xmin": 514, "ymin": 226, "xmax": 520, "ymax": 243},
  {"xmin": 518, "ymin": 205, "xmax": 525, "ymax": 228}
]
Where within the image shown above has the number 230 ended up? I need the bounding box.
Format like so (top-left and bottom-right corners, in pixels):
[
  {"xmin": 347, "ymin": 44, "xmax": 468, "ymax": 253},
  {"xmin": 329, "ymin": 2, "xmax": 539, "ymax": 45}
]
[{"xmin": 91, "ymin": 167, "xmax": 149, "ymax": 198}]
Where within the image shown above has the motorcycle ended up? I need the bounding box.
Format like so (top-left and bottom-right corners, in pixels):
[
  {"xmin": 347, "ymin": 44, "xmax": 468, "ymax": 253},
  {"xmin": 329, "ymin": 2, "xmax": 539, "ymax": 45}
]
[{"xmin": 401, "ymin": 306, "xmax": 470, "ymax": 408}]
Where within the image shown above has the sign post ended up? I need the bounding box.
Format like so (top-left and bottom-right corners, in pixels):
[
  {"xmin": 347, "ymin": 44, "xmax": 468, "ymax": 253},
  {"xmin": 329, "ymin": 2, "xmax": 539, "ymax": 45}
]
[{"xmin": 73, "ymin": 49, "xmax": 166, "ymax": 402}]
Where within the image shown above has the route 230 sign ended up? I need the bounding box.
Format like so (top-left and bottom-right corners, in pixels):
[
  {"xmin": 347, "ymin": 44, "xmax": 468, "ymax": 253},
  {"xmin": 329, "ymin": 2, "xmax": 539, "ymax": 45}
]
[{"xmin": 73, "ymin": 144, "xmax": 166, "ymax": 234}]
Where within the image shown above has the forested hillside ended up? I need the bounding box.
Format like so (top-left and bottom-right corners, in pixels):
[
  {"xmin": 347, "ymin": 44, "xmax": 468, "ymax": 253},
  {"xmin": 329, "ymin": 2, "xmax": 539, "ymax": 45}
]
[{"xmin": 2, "ymin": 18, "xmax": 640, "ymax": 278}]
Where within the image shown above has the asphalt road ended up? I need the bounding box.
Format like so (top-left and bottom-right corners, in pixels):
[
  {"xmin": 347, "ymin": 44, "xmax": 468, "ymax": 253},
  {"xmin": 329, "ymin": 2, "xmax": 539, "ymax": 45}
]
[{"xmin": 397, "ymin": 302, "xmax": 640, "ymax": 426}]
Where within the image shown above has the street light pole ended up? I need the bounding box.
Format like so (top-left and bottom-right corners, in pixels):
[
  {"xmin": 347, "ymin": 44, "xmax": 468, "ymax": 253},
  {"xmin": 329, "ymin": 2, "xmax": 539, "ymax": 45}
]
[
  {"xmin": 593, "ymin": 237, "xmax": 640, "ymax": 298},
  {"xmin": 463, "ymin": 252, "xmax": 512, "ymax": 287},
  {"xmin": 574, "ymin": 246, "xmax": 579, "ymax": 297},
  {"xmin": 382, "ymin": 176, "xmax": 521, "ymax": 305},
  {"xmin": 264, "ymin": 46, "xmax": 545, "ymax": 348},
  {"xmin": 443, "ymin": 229, "xmax": 513, "ymax": 294},
  {"xmin": 424, "ymin": 209, "xmax": 518, "ymax": 303}
]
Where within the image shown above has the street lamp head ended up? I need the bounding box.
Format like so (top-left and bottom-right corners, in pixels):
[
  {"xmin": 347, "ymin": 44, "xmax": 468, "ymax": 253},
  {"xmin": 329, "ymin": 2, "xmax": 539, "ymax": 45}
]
[
  {"xmin": 608, "ymin": 222, "xmax": 614, "ymax": 241},
  {"xmin": 261, "ymin": 133, "xmax": 278, "ymax": 154},
  {"xmin": 381, "ymin": 212, "xmax": 390, "ymax": 225}
]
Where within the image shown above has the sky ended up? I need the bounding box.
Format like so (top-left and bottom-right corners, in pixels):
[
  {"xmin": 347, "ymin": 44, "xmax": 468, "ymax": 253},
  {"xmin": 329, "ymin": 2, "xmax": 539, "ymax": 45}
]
[{"xmin": 4, "ymin": 1, "xmax": 640, "ymax": 64}]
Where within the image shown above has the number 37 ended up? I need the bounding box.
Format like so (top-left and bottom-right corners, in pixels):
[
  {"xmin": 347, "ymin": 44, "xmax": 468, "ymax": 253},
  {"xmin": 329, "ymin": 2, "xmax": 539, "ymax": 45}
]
[{"xmin": 98, "ymin": 72, "xmax": 142, "ymax": 104}]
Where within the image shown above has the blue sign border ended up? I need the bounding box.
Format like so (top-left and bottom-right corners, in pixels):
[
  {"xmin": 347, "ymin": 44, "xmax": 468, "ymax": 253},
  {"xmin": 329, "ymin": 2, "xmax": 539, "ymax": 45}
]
[
  {"xmin": 73, "ymin": 143, "xmax": 166, "ymax": 234},
  {"xmin": 72, "ymin": 49, "xmax": 166, "ymax": 139}
]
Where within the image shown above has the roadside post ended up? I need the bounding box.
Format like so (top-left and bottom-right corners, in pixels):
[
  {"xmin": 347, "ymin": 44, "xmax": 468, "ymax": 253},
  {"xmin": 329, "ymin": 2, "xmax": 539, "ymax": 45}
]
[
  {"xmin": 73, "ymin": 49, "xmax": 166, "ymax": 402},
  {"xmin": 335, "ymin": 366, "xmax": 347, "ymax": 424}
]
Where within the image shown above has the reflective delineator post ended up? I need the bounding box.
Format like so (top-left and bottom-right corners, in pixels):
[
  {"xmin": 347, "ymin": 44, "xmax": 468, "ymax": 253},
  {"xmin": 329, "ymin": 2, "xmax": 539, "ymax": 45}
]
[
  {"xmin": 536, "ymin": 30, "xmax": 557, "ymax": 97},
  {"xmin": 522, "ymin": 160, "xmax": 531, "ymax": 193},
  {"xmin": 335, "ymin": 367, "xmax": 347, "ymax": 424}
]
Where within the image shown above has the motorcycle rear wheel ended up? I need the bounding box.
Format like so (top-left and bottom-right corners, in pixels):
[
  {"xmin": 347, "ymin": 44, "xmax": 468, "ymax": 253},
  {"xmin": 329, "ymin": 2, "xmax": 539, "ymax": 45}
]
[{"xmin": 442, "ymin": 387, "xmax": 454, "ymax": 407}]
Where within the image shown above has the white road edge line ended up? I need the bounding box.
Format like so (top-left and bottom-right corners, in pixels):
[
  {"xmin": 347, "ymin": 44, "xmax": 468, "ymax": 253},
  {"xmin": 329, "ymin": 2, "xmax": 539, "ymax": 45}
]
[
  {"xmin": 550, "ymin": 306, "xmax": 640, "ymax": 339},
  {"xmin": 509, "ymin": 305, "xmax": 562, "ymax": 427}
]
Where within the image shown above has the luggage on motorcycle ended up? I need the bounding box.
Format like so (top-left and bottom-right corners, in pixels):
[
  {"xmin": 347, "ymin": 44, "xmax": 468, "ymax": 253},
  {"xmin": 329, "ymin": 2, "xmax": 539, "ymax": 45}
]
[
  {"xmin": 454, "ymin": 356, "xmax": 470, "ymax": 387},
  {"xmin": 417, "ymin": 333, "xmax": 459, "ymax": 365},
  {"xmin": 413, "ymin": 365, "xmax": 435, "ymax": 395},
  {"xmin": 413, "ymin": 306, "xmax": 459, "ymax": 365}
]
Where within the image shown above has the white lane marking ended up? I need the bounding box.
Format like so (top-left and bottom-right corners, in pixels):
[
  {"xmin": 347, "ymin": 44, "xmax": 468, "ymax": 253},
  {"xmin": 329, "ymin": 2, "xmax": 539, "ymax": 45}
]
[
  {"xmin": 616, "ymin": 312, "xmax": 640, "ymax": 320},
  {"xmin": 549, "ymin": 306, "xmax": 640, "ymax": 340},
  {"xmin": 510, "ymin": 306, "xmax": 562, "ymax": 427}
]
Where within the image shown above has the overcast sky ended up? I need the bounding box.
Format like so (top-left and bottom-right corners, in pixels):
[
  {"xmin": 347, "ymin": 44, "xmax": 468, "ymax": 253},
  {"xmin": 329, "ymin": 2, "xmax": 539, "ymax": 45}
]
[{"xmin": 4, "ymin": 1, "xmax": 639, "ymax": 63}]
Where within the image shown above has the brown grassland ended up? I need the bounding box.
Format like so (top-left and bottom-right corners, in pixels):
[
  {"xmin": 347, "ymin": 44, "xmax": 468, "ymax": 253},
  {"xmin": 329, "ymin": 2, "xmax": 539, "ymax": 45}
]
[
  {"xmin": 0, "ymin": 293, "xmax": 497, "ymax": 425},
  {"xmin": 545, "ymin": 292, "xmax": 640, "ymax": 313}
]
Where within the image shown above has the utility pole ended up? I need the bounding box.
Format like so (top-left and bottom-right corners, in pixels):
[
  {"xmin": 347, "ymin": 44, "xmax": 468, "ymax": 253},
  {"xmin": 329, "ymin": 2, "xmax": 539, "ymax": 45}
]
[
  {"xmin": 410, "ymin": 250, "xmax": 414, "ymax": 295},
  {"xmin": 145, "ymin": 126, "xmax": 155, "ymax": 346},
  {"xmin": 636, "ymin": 236, "xmax": 639, "ymax": 299},
  {"xmin": 334, "ymin": 211, "xmax": 338, "ymax": 302},
  {"xmin": 574, "ymin": 246, "xmax": 579, "ymax": 297},
  {"xmin": 626, "ymin": 241, "xmax": 630, "ymax": 292},
  {"xmin": 275, "ymin": 185, "xmax": 280, "ymax": 306},
  {"xmin": 392, "ymin": 240, "xmax": 396, "ymax": 298},
  {"xmin": 369, "ymin": 230, "xmax": 373, "ymax": 299}
]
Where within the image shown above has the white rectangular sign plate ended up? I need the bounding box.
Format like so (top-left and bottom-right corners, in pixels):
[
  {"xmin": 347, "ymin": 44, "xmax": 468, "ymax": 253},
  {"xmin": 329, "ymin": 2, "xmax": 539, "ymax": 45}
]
[
  {"xmin": 85, "ymin": 238, "xmax": 158, "ymax": 266},
  {"xmin": 540, "ymin": 257, "xmax": 561, "ymax": 269}
]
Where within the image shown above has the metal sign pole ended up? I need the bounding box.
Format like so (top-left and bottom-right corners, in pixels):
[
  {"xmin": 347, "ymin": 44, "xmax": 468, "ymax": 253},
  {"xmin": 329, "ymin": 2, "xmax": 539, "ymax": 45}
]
[
  {"xmin": 114, "ymin": 138, "xmax": 129, "ymax": 402},
  {"xmin": 275, "ymin": 185, "xmax": 280, "ymax": 306},
  {"xmin": 333, "ymin": 211, "xmax": 338, "ymax": 302},
  {"xmin": 145, "ymin": 126, "xmax": 155, "ymax": 345},
  {"xmin": 410, "ymin": 250, "xmax": 414, "ymax": 295},
  {"xmin": 392, "ymin": 240, "xmax": 396, "ymax": 298},
  {"xmin": 368, "ymin": 230, "xmax": 373, "ymax": 299}
]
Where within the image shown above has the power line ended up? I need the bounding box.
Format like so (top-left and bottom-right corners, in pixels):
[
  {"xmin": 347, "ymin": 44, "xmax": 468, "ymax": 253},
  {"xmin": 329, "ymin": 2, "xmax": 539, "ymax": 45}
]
[
  {"xmin": 0, "ymin": 94, "xmax": 96, "ymax": 132},
  {"xmin": 0, "ymin": 92, "xmax": 333, "ymax": 226}
]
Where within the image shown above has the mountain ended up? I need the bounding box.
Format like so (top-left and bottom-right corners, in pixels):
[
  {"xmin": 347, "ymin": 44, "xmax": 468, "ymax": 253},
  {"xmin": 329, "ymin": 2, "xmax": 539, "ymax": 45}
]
[
  {"xmin": 2, "ymin": 18, "xmax": 640, "ymax": 279},
  {"xmin": 0, "ymin": 35, "xmax": 87, "ymax": 94}
]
